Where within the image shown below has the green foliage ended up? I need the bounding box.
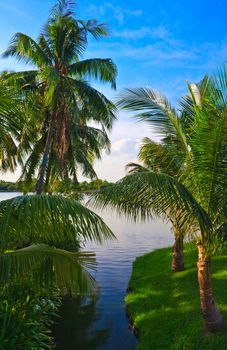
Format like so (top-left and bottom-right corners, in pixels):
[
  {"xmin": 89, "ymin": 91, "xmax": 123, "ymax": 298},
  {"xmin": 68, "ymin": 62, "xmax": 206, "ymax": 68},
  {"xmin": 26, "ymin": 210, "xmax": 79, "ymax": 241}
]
[
  {"xmin": 93, "ymin": 66, "xmax": 227, "ymax": 253},
  {"xmin": 0, "ymin": 245, "xmax": 97, "ymax": 296},
  {"xmin": 0, "ymin": 194, "xmax": 115, "ymax": 248},
  {"xmin": 0, "ymin": 78, "xmax": 22, "ymax": 172},
  {"xmin": 0, "ymin": 180, "xmax": 19, "ymax": 192},
  {"xmin": 0, "ymin": 194, "xmax": 115, "ymax": 295},
  {"xmin": 91, "ymin": 172, "xmax": 213, "ymax": 243},
  {"xmin": 48, "ymin": 178, "xmax": 112, "ymax": 195},
  {"xmin": 79, "ymin": 179, "xmax": 112, "ymax": 192},
  {"xmin": 126, "ymin": 244, "xmax": 227, "ymax": 350},
  {"xmin": 0, "ymin": 282, "xmax": 60, "ymax": 350}
]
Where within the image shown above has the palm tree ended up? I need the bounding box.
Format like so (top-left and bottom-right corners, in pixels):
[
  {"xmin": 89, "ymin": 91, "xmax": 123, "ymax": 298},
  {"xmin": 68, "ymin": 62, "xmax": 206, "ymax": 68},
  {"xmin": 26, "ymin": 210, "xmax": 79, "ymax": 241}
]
[
  {"xmin": 126, "ymin": 138, "xmax": 185, "ymax": 272},
  {"xmin": 91, "ymin": 66, "xmax": 227, "ymax": 331},
  {"xmin": 3, "ymin": 0, "xmax": 117, "ymax": 194},
  {"xmin": 0, "ymin": 0, "xmax": 117, "ymax": 295}
]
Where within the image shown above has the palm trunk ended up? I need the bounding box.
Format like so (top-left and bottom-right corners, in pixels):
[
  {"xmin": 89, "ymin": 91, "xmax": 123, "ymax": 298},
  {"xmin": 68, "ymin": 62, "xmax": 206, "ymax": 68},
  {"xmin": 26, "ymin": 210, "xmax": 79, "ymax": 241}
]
[
  {"xmin": 36, "ymin": 119, "xmax": 54, "ymax": 195},
  {"xmin": 171, "ymin": 235, "xmax": 184, "ymax": 272},
  {"xmin": 197, "ymin": 242, "xmax": 224, "ymax": 332}
]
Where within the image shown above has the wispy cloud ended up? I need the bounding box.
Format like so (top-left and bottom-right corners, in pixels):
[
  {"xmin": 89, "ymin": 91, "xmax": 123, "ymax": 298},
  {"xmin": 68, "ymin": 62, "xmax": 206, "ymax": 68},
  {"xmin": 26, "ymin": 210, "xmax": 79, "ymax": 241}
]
[
  {"xmin": 112, "ymin": 25, "xmax": 179, "ymax": 44},
  {"xmin": 87, "ymin": 3, "xmax": 142, "ymax": 25},
  {"xmin": 87, "ymin": 36, "xmax": 227, "ymax": 72},
  {"xmin": 86, "ymin": 41, "xmax": 196, "ymax": 66}
]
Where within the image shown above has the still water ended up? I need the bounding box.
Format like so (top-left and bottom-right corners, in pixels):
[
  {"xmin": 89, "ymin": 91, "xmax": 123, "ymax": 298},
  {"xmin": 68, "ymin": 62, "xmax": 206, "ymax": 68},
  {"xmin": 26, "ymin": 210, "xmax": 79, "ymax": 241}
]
[
  {"xmin": 54, "ymin": 206, "xmax": 173, "ymax": 350},
  {"xmin": 0, "ymin": 193, "xmax": 173, "ymax": 350}
]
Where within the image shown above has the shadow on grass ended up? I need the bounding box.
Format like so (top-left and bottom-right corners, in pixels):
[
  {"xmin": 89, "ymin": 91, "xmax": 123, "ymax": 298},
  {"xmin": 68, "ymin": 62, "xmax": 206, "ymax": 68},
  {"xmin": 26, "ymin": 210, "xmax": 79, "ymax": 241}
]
[{"xmin": 126, "ymin": 245, "xmax": 227, "ymax": 350}]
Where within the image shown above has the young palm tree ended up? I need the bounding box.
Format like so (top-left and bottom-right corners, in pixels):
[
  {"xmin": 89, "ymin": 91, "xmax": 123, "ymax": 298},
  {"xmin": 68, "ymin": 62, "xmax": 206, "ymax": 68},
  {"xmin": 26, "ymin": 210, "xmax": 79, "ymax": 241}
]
[
  {"xmin": 3, "ymin": 0, "xmax": 117, "ymax": 194},
  {"xmin": 126, "ymin": 138, "xmax": 185, "ymax": 272},
  {"xmin": 91, "ymin": 67, "xmax": 227, "ymax": 331}
]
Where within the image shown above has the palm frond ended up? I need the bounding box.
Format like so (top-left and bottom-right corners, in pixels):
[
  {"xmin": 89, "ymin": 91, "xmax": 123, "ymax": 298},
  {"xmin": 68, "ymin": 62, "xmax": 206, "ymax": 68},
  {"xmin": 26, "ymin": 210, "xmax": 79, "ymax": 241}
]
[
  {"xmin": 0, "ymin": 244, "xmax": 96, "ymax": 295},
  {"xmin": 70, "ymin": 58, "xmax": 117, "ymax": 89},
  {"xmin": 2, "ymin": 33, "xmax": 51, "ymax": 67},
  {"xmin": 51, "ymin": 0, "xmax": 75, "ymax": 18},
  {"xmin": 138, "ymin": 137, "xmax": 182, "ymax": 178},
  {"xmin": 117, "ymin": 87, "xmax": 190, "ymax": 158},
  {"xmin": 126, "ymin": 162, "xmax": 148, "ymax": 174},
  {"xmin": 72, "ymin": 79, "xmax": 117, "ymax": 129},
  {"xmin": 78, "ymin": 19, "xmax": 108, "ymax": 39},
  {"xmin": 90, "ymin": 172, "xmax": 213, "ymax": 243},
  {"xmin": 0, "ymin": 194, "xmax": 115, "ymax": 249}
]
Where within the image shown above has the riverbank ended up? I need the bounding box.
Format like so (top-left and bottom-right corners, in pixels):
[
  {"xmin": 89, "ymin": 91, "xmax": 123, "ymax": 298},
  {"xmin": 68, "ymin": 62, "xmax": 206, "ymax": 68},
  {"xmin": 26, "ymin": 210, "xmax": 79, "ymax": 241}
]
[{"xmin": 125, "ymin": 244, "xmax": 227, "ymax": 350}]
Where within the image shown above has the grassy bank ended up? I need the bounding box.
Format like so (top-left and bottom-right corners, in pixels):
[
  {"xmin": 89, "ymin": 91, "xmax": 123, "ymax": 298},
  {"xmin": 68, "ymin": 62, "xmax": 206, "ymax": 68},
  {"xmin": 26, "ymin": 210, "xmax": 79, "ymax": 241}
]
[{"xmin": 125, "ymin": 244, "xmax": 227, "ymax": 350}]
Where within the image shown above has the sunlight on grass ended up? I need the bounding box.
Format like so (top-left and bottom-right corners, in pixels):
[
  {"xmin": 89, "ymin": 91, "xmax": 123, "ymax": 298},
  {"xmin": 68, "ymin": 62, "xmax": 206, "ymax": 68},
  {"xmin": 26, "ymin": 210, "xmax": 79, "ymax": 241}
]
[{"xmin": 126, "ymin": 244, "xmax": 227, "ymax": 350}]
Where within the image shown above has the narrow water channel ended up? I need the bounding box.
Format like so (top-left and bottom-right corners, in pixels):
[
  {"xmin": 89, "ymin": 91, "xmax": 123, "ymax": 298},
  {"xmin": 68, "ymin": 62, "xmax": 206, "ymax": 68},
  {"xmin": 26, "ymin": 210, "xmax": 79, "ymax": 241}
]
[
  {"xmin": 54, "ymin": 207, "xmax": 173, "ymax": 350},
  {"xmin": 0, "ymin": 193, "xmax": 173, "ymax": 349}
]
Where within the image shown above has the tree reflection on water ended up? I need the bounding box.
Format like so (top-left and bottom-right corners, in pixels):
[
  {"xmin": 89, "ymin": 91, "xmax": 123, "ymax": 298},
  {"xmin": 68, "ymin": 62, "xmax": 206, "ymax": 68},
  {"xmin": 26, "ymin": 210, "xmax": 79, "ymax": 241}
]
[{"xmin": 53, "ymin": 294, "xmax": 111, "ymax": 350}]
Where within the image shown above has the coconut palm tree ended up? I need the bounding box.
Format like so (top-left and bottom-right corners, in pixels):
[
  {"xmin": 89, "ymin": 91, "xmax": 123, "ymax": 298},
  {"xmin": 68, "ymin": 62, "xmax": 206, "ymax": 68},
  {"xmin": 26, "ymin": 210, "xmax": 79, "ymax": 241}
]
[
  {"xmin": 91, "ymin": 66, "xmax": 227, "ymax": 331},
  {"xmin": 3, "ymin": 0, "xmax": 117, "ymax": 194},
  {"xmin": 0, "ymin": 0, "xmax": 117, "ymax": 295}
]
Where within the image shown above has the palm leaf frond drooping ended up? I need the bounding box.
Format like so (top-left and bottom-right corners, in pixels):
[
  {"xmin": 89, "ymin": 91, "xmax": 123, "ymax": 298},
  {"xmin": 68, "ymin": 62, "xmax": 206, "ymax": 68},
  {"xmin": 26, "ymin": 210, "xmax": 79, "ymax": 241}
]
[
  {"xmin": 0, "ymin": 244, "xmax": 97, "ymax": 296},
  {"xmin": 0, "ymin": 194, "xmax": 115, "ymax": 250},
  {"xmin": 91, "ymin": 172, "xmax": 215, "ymax": 248}
]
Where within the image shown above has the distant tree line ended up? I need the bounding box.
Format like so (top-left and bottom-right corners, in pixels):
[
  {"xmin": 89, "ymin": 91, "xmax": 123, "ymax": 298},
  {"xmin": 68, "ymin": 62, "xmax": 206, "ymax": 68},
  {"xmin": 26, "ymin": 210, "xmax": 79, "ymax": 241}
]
[{"xmin": 0, "ymin": 179, "xmax": 112, "ymax": 193}]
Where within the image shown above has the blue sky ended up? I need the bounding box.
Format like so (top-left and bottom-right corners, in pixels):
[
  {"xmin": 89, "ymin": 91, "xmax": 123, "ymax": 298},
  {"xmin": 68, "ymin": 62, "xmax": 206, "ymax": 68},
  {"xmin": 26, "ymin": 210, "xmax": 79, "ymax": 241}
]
[{"xmin": 0, "ymin": 0, "xmax": 226, "ymax": 181}]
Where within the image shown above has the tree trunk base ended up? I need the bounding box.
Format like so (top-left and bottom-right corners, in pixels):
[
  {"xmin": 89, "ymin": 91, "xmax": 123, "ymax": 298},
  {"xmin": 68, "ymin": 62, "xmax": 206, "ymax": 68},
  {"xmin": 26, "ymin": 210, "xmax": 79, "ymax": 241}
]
[
  {"xmin": 197, "ymin": 242, "xmax": 225, "ymax": 333},
  {"xmin": 171, "ymin": 237, "xmax": 184, "ymax": 272}
]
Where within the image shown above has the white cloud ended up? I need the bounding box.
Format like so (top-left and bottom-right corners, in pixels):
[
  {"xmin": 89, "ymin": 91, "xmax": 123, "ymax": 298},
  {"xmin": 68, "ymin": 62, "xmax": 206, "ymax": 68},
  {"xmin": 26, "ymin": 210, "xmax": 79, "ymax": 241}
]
[
  {"xmin": 111, "ymin": 138, "xmax": 133, "ymax": 152},
  {"xmin": 112, "ymin": 27, "xmax": 152, "ymax": 40},
  {"xmin": 92, "ymin": 115, "xmax": 160, "ymax": 181},
  {"xmin": 0, "ymin": 167, "xmax": 21, "ymax": 182},
  {"xmin": 86, "ymin": 3, "xmax": 142, "ymax": 25},
  {"xmin": 112, "ymin": 25, "xmax": 178, "ymax": 43}
]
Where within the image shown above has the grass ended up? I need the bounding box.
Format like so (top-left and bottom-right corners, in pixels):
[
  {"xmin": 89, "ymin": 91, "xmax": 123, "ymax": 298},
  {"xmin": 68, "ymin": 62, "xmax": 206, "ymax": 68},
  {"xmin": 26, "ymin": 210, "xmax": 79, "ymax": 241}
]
[{"xmin": 125, "ymin": 244, "xmax": 227, "ymax": 350}]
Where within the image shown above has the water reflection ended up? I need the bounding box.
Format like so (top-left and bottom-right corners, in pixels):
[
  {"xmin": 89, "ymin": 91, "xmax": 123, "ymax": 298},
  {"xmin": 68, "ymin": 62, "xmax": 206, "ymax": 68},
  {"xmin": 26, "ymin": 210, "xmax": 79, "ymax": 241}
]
[
  {"xmin": 53, "ymin": 295, "xmax": 111, "ymax": 350},
  {"xmin": 54, "ymin": 207, "xmax": 173, "ymax": 350}
]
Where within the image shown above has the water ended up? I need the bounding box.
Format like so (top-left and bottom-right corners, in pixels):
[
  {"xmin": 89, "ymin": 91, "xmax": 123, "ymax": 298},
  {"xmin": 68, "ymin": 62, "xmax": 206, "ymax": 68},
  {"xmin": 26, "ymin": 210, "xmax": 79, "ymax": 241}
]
[
  {"xmin": 54, "ymin": 207, "xmax": 173, "ymax": 350},
  {"xmin": 0, "ymin": 192, "xmax": 22, "ymax": 200},
  {"xmin": 0, "ymin": 192, "xmax": 173, "ymax": 350}
]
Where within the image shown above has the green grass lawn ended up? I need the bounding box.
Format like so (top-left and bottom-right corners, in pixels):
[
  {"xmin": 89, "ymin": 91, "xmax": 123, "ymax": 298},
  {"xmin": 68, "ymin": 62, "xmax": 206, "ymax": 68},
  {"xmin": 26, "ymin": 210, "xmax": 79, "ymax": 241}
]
[{"xmin": 125, "ymin": 244, "xmax": 227, "ymax": 350}]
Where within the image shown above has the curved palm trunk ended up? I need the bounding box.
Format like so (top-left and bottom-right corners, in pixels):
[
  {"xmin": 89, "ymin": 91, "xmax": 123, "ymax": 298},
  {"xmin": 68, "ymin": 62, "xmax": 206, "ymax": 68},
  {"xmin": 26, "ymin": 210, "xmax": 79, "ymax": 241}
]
[
  {"xmin": 171, "ymin": 234, "xmax": 184, "ymax": 272},
  {"xmin": 197, "ymin": 242, "xmax": 224, "ymax": 332},
  {"xmin": 37, "ymin": 118, "xmax": 54, "ymax": 195}
]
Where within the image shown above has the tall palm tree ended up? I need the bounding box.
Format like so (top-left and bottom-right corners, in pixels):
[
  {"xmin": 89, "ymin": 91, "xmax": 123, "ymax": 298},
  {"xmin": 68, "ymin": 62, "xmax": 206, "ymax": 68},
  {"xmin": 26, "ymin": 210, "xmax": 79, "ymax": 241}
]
[
  {"xmin": 91, "ymin": 66, "xmax": 227, "ymax": 331},
  {"xmin": 0, "ymin": 0, "xmax": 117, "ymax": 295},
  {"xmin": 3, "ymin": 0, "xmax": 117, "ymax": 194}
]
